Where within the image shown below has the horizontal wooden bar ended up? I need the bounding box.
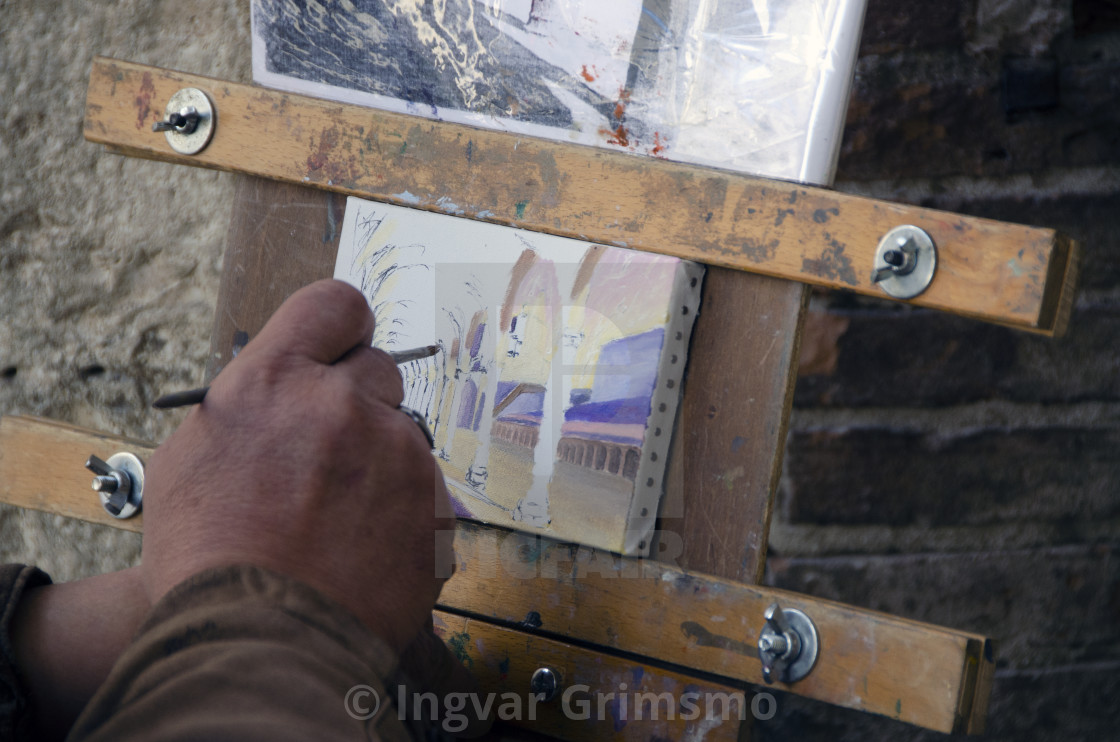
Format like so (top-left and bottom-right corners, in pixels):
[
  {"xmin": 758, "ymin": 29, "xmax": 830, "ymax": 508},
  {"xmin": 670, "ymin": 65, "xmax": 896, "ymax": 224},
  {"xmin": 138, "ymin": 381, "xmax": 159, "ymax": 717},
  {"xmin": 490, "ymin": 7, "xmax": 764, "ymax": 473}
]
[
  {"xmin": 0, "ymin": 415, "xmax": 992, "ymax": 733},
  {"xmin": 431, "ymin": 610, "xmax": 744, "ymax": 741},
  {"xmin": 84, "ymin": 57, "xmax": 1076, "ymax": 335},
  {"xmin": 440, "ymin": 522, "xmax": 992, "ymax": 735},
  {"xmin": 0, "ymin": 415, "xmax": 148, "ymax": 532}
]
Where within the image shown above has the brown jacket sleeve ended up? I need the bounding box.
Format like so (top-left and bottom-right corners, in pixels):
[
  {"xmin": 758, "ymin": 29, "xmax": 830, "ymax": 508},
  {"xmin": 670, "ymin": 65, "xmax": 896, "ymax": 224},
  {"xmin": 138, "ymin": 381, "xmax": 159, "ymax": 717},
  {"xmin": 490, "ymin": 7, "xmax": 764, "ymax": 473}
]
[
  {"xmin": 0, "ymin": 564, "xmax": 52, "ymax": 742},
  {"xmin": 67, "ymin": 565, "xmax": 413, "ymax": 742}
]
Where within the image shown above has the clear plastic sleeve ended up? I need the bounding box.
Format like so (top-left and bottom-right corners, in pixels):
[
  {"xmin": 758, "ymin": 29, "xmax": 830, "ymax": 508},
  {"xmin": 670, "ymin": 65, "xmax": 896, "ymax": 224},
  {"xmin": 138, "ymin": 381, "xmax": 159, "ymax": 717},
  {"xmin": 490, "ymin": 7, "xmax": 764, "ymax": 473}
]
[{"xmin": 253, "ymin": 0, "xmax": 867, "ymax": 186}]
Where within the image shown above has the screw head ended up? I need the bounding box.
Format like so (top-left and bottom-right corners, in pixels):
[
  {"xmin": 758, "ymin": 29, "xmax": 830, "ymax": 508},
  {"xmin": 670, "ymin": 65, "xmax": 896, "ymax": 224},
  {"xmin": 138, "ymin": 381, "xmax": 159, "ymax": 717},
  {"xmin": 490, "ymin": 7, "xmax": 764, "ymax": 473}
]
[
  {"xmin": 872, "ymin": 226, "xmax": 937, "ymax": 299},
  {"xmin": 530, "ymin": 667, "xmax": 559, "ymax": 702}
]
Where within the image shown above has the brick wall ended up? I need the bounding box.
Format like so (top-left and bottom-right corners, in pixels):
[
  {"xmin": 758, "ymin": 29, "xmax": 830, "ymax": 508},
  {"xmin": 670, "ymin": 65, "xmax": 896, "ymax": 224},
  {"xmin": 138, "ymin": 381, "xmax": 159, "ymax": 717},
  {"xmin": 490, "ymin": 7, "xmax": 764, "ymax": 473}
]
[{"xmin": 759, "ymin": 1, "xmax": 1120, "ymax": 739}]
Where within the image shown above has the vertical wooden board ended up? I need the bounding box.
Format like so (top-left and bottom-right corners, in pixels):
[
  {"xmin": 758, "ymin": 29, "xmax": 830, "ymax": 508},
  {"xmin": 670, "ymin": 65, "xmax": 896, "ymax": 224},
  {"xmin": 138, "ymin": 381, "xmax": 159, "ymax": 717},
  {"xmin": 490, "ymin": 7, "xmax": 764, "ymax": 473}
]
[
  {"xmin": 209, "ymin": 175, "xmax": 794, "ymax": 591},
  {"xmin": 431, "ymin": 611, "xmax": 745, "ymax": 741},
  {"xmin": 205, "ymin": 175, "xmax": 345, "ymax": 381},
  {"xmin": 659, "ymin": 270, "xmax": 807, "ymax": 583}
]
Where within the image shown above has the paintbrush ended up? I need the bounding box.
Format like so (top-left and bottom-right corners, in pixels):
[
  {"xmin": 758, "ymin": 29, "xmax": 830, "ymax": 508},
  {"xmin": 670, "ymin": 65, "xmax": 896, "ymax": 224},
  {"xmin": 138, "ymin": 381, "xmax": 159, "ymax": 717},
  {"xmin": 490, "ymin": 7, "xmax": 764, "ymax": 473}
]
[{"xmin": 151, "ymin": 344, "xmax": 441, "ymax": 410}]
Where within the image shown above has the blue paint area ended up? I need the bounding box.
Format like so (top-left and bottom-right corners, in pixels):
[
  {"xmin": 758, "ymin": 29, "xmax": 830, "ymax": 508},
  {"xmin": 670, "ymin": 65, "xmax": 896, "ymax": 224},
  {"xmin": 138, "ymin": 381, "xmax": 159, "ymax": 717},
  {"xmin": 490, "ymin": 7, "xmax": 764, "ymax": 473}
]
[
  {"xmin": 607, "ymin": 696, "xmax": 626, "ymax": 731},
  {"xmin": 641, "ymin": 7, "xmax": 669, "ymax": 33},
  {"xmin": 587, "ymin": 328, "xmax": 663, "ymax": 403},
  {"xmin": 631, "ymin": 667, "xmax": 645, "ymax": 684}
]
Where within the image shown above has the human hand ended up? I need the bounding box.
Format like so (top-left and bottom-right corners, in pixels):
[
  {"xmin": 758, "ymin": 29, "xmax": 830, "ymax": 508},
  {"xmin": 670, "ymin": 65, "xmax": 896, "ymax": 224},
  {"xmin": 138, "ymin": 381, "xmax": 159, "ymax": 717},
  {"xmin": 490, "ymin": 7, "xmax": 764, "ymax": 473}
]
[{"xmin": 141, "ymin": 279, "xmax": 456, "ymax": 654}]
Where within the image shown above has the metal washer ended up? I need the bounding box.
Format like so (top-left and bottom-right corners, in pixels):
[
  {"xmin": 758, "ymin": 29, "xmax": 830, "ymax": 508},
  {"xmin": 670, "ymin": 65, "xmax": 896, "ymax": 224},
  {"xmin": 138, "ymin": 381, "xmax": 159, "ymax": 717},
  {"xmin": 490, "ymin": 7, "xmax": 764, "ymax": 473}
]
[
  {"xmin": 778, "ymin": 607, "xmax": 819, "ymax": 683},
  {"xmin": 873, "ymin": 225, "xmax": 937, "ymax": 299},
  {"xmin": 162, "ymin": 88, "xmax": 216, "ymax": 155},
  {"xmin": 99, "ymin": 452, "xmax": 145, "ymax": 519}
]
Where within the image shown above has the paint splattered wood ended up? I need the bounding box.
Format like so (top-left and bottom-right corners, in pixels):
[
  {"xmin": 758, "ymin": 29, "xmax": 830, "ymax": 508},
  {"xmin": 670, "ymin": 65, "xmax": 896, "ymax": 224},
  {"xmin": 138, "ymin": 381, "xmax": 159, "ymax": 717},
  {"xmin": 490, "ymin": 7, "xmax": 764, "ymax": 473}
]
[
  {"xmin": 205, "ymin": 175, "xmax": 345, "ymax": 381},
  {"xmin": 431, "ymin": 610, "xmax": 744, "ymax": 741},
  {"xmin": 439, "ymin": 521, "xmax": 992, "ymax": 734},
  {"xmin": 0, "ymin": 415, "xmax": 993, "ymax": 734},
  {"xmin": 209, "ymin": 176, "xmax": 804, "ymax": 583},
  {"xmin": 208, "ymin": 178, "xmax": 802, "ymax": 737},
  {"xmin": 84, "ymin": 57, "xmax": 1077, "ymax": 336},
  {"xmin": 0, "ymin": 415, "xmax": 153, "ymax": 533}
]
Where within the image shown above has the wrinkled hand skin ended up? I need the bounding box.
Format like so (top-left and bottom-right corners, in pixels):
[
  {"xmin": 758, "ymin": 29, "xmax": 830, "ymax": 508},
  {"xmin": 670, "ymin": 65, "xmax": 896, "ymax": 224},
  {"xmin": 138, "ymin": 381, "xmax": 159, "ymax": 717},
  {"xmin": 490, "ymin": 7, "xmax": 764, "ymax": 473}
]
[{"xmin": 142, "ymin": 279, "xmax": 456, "ymax": 655}]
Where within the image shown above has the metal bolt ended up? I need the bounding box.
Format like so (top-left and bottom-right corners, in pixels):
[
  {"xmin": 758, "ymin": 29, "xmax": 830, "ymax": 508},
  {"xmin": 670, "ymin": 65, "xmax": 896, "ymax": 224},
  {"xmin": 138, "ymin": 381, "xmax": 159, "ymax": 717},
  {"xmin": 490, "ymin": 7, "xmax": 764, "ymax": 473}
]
[
  {"xmin": 759, "ymin": 633, "xmax": 789, "ymax": 656},
  {"xmin": 153, "ymin": 89, "xmax": 216, "ymax": 156},
  {"xmin": 757, "ymin": 602, "xmax": 819, "ymax": 685},
  {"xmin": 871, "ymin": 225, "xmax": 937, "ymax": 298},
  {"xmin": 84, "ymin": 452, "xmax": 144, "ymax": 519},
  {"xmin": 530, "ymin": 667, "xmax": 559, "ymax": 702},
  {"xmin": 91, "ymin": 474, "xmax": 120, "ymax": 493},
  {"xmin": 153, "ymin": 106, "xmax": 200, "ymax": 134}
]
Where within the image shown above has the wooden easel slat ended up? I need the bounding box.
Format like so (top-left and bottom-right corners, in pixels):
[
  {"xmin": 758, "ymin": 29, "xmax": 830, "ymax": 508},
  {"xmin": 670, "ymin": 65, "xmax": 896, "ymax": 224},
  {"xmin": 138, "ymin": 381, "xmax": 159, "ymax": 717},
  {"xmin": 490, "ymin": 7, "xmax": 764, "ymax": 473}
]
[
  {"xmin": 430, "ymin": 610, "xmax": 744, "ymax": 741},
  {"xmin": 83, "ymin": 57, "xmax": 1077, "ymax": 336},
  {"xmin": 0, "ymin": 415, "xmax": 993, "ymax": 734}
]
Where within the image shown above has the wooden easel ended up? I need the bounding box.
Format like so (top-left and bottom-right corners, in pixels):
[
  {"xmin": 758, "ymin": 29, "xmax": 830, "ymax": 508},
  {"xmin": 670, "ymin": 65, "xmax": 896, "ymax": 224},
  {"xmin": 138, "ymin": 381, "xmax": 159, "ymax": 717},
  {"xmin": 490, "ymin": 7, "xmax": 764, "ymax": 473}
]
[{"xmin": 0, "ymin": 56, "xmax": 1080, "ymax": 739}]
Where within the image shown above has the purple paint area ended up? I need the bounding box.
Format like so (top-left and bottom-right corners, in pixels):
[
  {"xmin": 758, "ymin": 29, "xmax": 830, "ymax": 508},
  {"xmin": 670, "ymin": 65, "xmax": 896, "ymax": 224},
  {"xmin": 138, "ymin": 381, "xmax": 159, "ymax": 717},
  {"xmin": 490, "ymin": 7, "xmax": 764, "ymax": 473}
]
[
  {"xmin": 564, "ymin": 396, "xmax": 652, "ymax": 425},
  {"xmin": 450, "ymin": 496, "xmax": 474, "ymax": 518},
  {"xmin": 457, "ymin": 379, "xmax": 478, "ymax": 429},
  {"xmin": 472, "ymin": 392, "xmax": 486, "ymax": 431},
  {"xmin": 588, "ymin": 328, "xmax": 664, "ymax": 403},
  {"xmin": 468, "ymin": 323, "xmax": 485, "ymax": 358}
]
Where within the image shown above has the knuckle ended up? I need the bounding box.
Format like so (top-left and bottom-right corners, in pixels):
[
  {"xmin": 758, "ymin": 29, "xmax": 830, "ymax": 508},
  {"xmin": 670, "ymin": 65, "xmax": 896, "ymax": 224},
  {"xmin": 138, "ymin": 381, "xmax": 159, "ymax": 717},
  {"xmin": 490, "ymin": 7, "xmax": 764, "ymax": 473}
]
[{"xmin": 314, "ymin": 279, "xmax": 371, "ymax": 323}]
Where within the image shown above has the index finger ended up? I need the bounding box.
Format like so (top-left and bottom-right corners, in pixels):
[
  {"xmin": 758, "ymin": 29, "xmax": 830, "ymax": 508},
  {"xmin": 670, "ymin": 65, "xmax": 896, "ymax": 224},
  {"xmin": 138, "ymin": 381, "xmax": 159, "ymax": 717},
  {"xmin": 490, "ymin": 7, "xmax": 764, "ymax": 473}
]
[{"xmin": 249, "ymin": 279, "xmax": 375, "ymax": 366}]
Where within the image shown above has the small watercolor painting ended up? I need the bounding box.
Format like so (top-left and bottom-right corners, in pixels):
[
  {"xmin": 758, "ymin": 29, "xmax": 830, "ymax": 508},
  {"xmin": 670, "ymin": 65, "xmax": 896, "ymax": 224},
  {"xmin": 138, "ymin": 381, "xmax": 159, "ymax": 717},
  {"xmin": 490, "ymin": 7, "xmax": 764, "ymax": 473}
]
[{"xmin": 334, "ymin": 197, "xmax": 703, "ymax": 554}]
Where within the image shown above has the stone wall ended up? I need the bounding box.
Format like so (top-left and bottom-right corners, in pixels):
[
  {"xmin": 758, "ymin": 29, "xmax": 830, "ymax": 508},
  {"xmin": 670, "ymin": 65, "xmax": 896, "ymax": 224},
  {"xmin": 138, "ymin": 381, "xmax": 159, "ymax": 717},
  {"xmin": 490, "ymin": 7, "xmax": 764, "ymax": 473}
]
[{"xmin": 0, "ymin": 1, "xmax": 249, "ymax": 579}]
